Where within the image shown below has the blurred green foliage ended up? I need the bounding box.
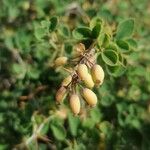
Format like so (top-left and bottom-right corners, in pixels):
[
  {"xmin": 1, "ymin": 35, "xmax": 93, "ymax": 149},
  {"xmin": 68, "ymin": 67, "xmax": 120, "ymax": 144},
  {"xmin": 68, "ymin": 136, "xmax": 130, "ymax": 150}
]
[{"xmin": 0, "ymin": 0, "xmax": 150, "ymax": 150}]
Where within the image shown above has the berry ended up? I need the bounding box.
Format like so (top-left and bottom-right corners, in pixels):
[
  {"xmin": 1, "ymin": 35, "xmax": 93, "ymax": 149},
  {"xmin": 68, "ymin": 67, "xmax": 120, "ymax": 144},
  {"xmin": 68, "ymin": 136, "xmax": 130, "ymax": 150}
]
[
  {"xmin": 56, "ymin": 86, "xmax": 67, "ymax": 103},
  {"xmin": 91, "ymin": 64, "xmax": 104, "ymax": 86},
  {"xmin": 83, "ymin": 74, "xmax": 94, "ymax": 89},
  {"xmin": 54, "ymin": 57, "xmax": 68, "ymax": 67},
  {"xmin": 70, "ymin": 94, "xmax": 81, "ymax": 115},
  {"xmin": 61, "ymin": 75, "xmax": 72, "ymax": 87},
  {"xmin": 82, "ymin": 88, "xmax": 97, "ymax": 106},
  {"xmin": 77, "ymin": 64, "xmax": 88, "ymax": 80}
]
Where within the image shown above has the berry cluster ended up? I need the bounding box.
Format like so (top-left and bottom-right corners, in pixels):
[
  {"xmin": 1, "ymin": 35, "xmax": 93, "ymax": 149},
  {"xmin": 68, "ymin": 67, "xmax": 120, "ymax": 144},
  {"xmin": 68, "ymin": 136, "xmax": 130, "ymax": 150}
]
[{"xmin": 54, "ymin": 43, "xmax": 104, "ymax": 115}]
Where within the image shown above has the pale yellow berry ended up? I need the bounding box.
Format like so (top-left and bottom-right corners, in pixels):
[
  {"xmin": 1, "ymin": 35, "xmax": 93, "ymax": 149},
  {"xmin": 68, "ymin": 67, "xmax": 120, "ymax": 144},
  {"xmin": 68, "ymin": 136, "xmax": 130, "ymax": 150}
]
[
  {"xmin": 83, "ymin": 74, "xmax": 94, "ymax": 89},
  {"xmin": 77, "ymin": 64, "xmax": 88, "ymax": 80},
  {"xmin": 56, "ymin": 86, "xmax": 67, "ymax": 103},
  {"xmin": 70, "ymin": 94, "xmax": 80, "ymax": 115},
  {"xmin": 61, "ymin": 75, "xmax": 72, "ymax": 87},
  {"xmin": 82, "ymin": 88, "xmax": 97, "ymax": 106},
  {"xmin": 91, "ymin": 64, "xmax": 104, "ymax": 86},
  {"xmin": 54, "ymin": 57, "xmax": 68, "ymax": 67}
]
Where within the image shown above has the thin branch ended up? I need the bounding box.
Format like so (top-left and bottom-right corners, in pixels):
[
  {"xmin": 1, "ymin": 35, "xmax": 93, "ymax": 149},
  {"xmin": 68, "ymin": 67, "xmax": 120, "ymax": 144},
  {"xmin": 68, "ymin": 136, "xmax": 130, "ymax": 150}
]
[{"xmin": 19, "ymin": 85, "xmax": 48, "ymax": 102}]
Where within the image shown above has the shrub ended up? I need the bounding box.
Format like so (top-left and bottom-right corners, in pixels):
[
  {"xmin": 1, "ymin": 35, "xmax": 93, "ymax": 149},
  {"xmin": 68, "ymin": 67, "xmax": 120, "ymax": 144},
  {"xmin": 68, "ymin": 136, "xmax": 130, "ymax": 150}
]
[{"xmin": 0, "ymin": 0, "xmax": 150, "ymax": 149}]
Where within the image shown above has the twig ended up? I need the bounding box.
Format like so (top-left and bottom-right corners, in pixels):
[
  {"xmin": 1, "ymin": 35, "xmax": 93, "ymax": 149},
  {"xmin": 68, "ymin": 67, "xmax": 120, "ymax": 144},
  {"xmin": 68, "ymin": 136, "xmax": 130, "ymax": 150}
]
[
  {"xmin": 19, "ymin": 85, "xmax": 48, "ymax": 102},
  {"xmin": 25, "ymin": 116, "xmax": 53, "ymax": 147}
]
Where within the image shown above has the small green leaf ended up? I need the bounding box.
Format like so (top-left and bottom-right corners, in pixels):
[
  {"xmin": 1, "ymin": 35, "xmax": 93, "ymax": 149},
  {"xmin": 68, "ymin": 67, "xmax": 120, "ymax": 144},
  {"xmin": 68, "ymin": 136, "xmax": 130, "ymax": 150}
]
[
  {"xmin": 116, "ymin": 19, "xmax": 134, "ymax": 39},
  {"xmin": 101, "ymin": 94, "xmax": 115, "ymax": 106},
  {"xmin": 34, "ymin": 27, "xmax": 46, "ymax": 40},
  {"xmin": 64, "ymin": 43, "xmax": 73, "ymax": 54},
  {"xmin": 90, "ymin": 17, "xmax": 103, "ymax": 29},
  {"xmin": 126, "ymin": 39, "xmax": 138, "ymax": 50},
  {"xmin": 116, "ymin": 40, "xmax": 130, "ymax": 53},
  {"xmin": 106, "ymin": 65, "xmax": 126, "ymax": 77},
  {"xmin": 99, "ymin": 121, "xmax": 112, "ymax": 134},
  {"xmin": 98, "ymin": 33, "xmax": 105, "ymax": 46},
  {"xmin": 74, "ymin": 143, "xmax": 86, "ymax": 150},
  {"xmin": 102, "ymin": 34, "xmax": 110, "ymax": 47},
  {"xmin": 101, "ymin": 50, "xmax": 118, "ymax": 66},
  {"xmin": 50, "ymin": 124, "xmax": 66, "ymax": 141},
  {"xmin": 98, "ymin": 33, "xmax": 110, "ymax": 47},
  {"xmin": 12, "ymin": 63, "xmax": 26, "ymax": 79},
  {"xmin": 73, "ymin": 27, "xmax": 91, "ymax": 40},
  {"xmin": 106, "ymin": 42, "xmax": 118, "ymax": 52},
  {"xmin": 90, "ymin": 107, "xmax": 102, "ymax": 123},
  {"xmin": 39, "ymin": 144, "xmax": 48, "ymax": 150},
  {"xmin": 118, "ymin": 113, "xmax": 126, "ymax": 126},
  {"xmin": 82, "ymin": 118, "xmax": 95, "ymax": 129},
  {"xmin": 4, "ymin": 37, "xmax": 14, "ymax": 49},
  {"xmin": 41, "ymin": 20, "xmax": 49, "ymax": 28},
  {"xmin": 91, "ymin": 23, "xmax": 101, "ymax": 38},
  {"xmin": 131, "ymin": 119, "xmax": 141, "ymax": 129},
  {"xmin": 27, "ymin": 66, "xmax": 40, "ymax": 79},
  {"xmin": 0, "ymin": 145, "xmax": 7, "ymax": 150},
  {"xmin": 49, "ymin": 16, "xmax": 58, "ymax": 31},
  {"xmin": 39, "ymin": 121, "xmax": 50, "ymax": 136},
  {"xmin": 116, "ymin": 103, "xmax": 127, "ymax": 112},
  {"xmin": 68, "ymin": 113, "xmax": 80, "ymax": 137},
  {"xmin": 118, "ymin": 53, "xmax": 127, "ymax": 66},
  {"xmin": 58, "ymin": 25, "xmax": 70, "ymax": 38}
]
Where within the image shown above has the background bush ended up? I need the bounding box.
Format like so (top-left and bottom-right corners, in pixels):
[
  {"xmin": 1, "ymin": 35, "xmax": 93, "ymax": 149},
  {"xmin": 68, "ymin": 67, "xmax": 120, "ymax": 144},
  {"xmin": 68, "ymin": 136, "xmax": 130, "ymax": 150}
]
[{"xmin": 0, "ymin": 0, "xmax": 150, "ymax": 149}]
